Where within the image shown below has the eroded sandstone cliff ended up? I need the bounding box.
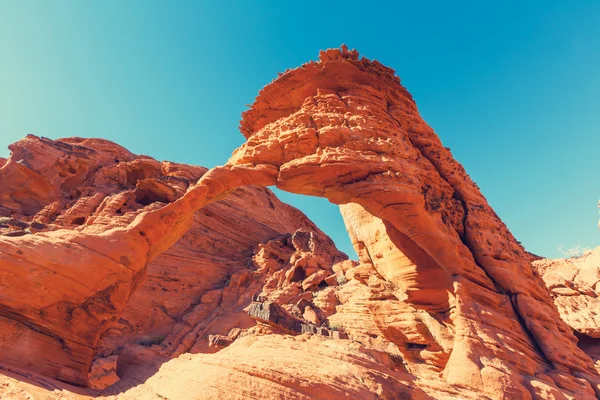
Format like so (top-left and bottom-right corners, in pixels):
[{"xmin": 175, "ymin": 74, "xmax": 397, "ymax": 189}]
[{"xmin": 1, "ymin": 47, "xmax": 599, "ymax": 400}]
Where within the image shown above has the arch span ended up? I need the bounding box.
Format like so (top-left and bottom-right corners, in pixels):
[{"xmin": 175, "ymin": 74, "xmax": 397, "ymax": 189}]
[{"xmin": 183, "ymin": 46, "xmax": 599, "ymax": 397}]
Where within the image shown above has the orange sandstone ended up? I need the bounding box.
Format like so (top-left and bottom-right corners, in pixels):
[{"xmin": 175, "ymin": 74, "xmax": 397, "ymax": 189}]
[{"xmin": 0, "ymin": 47, "xmax": 599, "ymax": 399}]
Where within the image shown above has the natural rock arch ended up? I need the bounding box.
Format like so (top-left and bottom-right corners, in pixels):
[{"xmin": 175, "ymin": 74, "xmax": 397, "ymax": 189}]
[
  {"xmin": 212, "ymin": 46, "xmax": 599, "ymax": 397},
  {"xmin": 0, "ymin": 47, "xmax": 598, "ymax": 398}
]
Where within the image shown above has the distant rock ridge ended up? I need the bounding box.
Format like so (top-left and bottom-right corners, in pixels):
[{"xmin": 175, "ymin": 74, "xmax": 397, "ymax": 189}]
[
  {"xmin": 533, "ymin": 248, "xmax": 600, "ymax": 372},
  {"xmin": 0, "ymin": 47, "xmax": 599, "ymax": 399}
]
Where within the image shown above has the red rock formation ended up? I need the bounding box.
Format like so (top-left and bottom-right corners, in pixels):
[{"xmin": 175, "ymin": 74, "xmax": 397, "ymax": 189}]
[
  {"xmin": 1, "ymin": 47, "xmax": 600, "ymax": 399},
  {"xmin": 228, "ymin": 46, "xmax": 600, "ymax": 398},
  {"xmin": 0, "ymin": 135, "xmax": 345, "ymax": 389}
]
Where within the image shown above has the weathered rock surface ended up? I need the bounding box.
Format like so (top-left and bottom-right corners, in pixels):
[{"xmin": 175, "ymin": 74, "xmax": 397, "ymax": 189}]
[
  {"xmin": 533, "ymin": 248, "xmax": 600, "ymax": 338},
  {"xmin": 228, "ymin": 46, "xmax": 600, "ymax": 398},
  {"xmin": 533, "ymin": 247, "xmax": 600, "ymax": 374},
  {"xmin": 1, "ymin": 47, "xmax": 600, "ymax": 399},
  {"xmin": 0, "ymin": 135, "xmax": 346, "ymax": 389}
]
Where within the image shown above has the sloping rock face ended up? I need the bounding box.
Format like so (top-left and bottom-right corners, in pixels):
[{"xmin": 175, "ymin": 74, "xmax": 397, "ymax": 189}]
[
  {"xmin": 0, "ymin": 135, "xmax": 196, "ymax": 386},
  {"xmin": 1, "ymin": 47, "xmax": 600, "ymax": 399}
]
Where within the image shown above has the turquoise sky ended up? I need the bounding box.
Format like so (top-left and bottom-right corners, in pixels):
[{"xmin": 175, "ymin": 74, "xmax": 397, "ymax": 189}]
[{"xmin": 1, "ymin": 1, "xmax": 598, "ymax": 259}]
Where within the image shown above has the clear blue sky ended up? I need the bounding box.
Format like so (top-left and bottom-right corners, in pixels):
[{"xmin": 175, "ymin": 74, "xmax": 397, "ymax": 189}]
[{"xmin": 1, "ymin": 1, "xmax": 598, "ymax": 259}]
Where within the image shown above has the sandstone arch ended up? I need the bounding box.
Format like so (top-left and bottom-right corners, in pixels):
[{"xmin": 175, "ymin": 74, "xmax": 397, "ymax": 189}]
[{"xmin": 0, "ymin": 47, "xmax": 599, "ymax": 399}]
